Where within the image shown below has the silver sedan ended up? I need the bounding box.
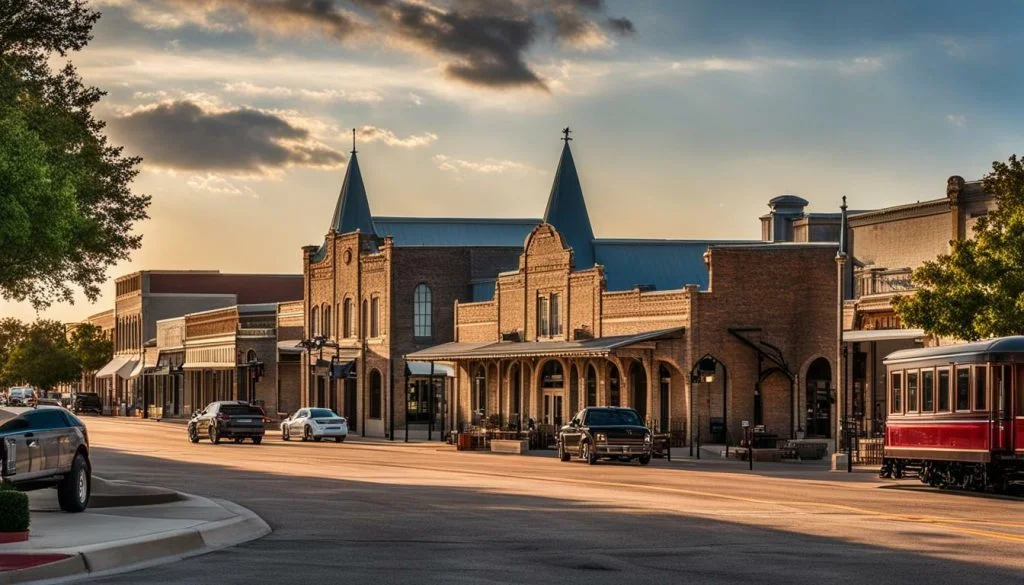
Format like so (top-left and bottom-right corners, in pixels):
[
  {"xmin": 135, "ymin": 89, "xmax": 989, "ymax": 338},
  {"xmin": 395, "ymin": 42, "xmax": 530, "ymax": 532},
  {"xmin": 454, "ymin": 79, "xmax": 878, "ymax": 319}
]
[{"xmin": 280, "ymin": 408, "xmax": 349, "ymax": 442}]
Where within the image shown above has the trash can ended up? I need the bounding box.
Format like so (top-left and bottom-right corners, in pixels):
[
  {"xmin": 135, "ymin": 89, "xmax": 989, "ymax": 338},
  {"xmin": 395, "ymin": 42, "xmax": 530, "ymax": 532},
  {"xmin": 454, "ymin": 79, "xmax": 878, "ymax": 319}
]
[{"xmin": 457, "ymin": 433, "xmax": 473, "ymax": 451}]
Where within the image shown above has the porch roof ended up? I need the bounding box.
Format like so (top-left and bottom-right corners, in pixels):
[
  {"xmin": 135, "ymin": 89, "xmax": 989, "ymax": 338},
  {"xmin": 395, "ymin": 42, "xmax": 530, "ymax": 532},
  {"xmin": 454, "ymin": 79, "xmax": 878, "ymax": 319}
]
[{"xmin": 406, "ymin": 327, "xmax": 684, "ymax": 361}]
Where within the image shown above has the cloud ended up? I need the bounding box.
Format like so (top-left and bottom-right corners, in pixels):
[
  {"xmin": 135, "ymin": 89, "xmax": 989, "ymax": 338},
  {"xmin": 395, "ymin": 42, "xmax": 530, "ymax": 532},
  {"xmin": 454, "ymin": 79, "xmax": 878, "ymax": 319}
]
[
  {"xmin": 108, "ymin": 100, "xmax": 347, "ymax": 174},
  {"xmin": 186, "ymin": 173, "xmax": 258, "ymax": 197},
  {"xmin": 433, "ymin": 154, "xmax": 532, "ymax": 174},
  {"xmin": 945, "ymin": 114, "xmax": 966, "ymax": 128},
  {"xmin": 358, "ymin": 125, "xmax": 438, "ymax": 148},
  {"xmin": 646, "ymin": 55, "xmax": 886, "ymax": 77},
  {"xmin": 221, "ymin": 82, "xmax": 384, "ymax": 104},
  {"xmin": 109, "ymin": 0, "xmax": 637, "ymax": 90}
]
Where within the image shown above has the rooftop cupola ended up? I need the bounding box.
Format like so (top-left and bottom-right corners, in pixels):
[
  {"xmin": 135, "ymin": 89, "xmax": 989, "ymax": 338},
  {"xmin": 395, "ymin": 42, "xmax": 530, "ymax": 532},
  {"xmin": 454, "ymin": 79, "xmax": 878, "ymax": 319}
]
[{"xmin": 542, "ymin": 127, "xmax": 595, "ymax": 269}]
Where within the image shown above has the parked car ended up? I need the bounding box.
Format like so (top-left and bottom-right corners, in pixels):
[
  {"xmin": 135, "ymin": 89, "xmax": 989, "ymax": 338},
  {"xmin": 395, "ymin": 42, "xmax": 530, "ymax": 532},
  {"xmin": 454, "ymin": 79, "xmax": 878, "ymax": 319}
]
[
  {"xmin": 557, "ymin": 407, "xmax": 653, "ymax": 465},
  {"xmin": 7, "ymin": 387, "xmax": 36, "ymax": 407},
  {"xmin": 73, "ymin": 392, "xmax": 103, "ymax": 415},
  {"xmin": 36, "ymin": 398, "xmax": 63, "ymax": 408},
  {"xmin": 188, "ymin": 401, "xmax": 268, "ymax": 444},
  {"xmin": 0, "ymin": 406, "xmax": 92, "ymax": 512},
  {"xmin": 281, "ymin": 408, "xmax": 348, "ymax": 442}
]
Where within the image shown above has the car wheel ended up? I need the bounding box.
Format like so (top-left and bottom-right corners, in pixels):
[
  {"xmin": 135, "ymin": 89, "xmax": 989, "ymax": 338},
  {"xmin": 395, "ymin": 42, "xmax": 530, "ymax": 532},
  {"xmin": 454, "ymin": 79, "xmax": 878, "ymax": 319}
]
[
  {"xmin": 57, "ymin": 452, "xmax": 90, "ymax": 513},
  {"xmin": 281, "ymin": 426, "xmax": 290, "ymax": 441},
  {"xmin": 209, "ymin": 426, "xmax": 220, "ymax": 445},
  {"xmin": 558, "ymin": 439, "xmax": 570, "ymax": 462},
  {"xmin": 313, "ymin": 435, "xmax": 323, "ymax": 442},
  {"xmin": 303, "ymin": 426, "xmax": 312, "ymax": 442},
  {"xmin": 638, "ymin": 454, "xmax": 652, "ymax": 466},
  {"xmin": 581, "ymin": 441, "xmax": 598, "ymax": 465},
  {"xmin": 335, "ymin": 436, "xmax": 345, "ymax": 443},
  {"xmin": 233, "ymin": 437, "xmax": 244, "ymax": 444},
  {"xmin": 252, "ymin": 436, "xmax": 263, "ymax": 445},
  {"xmin": 188, "ymin": 425, "xmax": 200, "ymax": 443}
]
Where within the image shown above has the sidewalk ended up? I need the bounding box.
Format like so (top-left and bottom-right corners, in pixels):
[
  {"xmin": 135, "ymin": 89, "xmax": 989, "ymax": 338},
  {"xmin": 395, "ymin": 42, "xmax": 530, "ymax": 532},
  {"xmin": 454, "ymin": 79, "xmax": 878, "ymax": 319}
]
[{"xmin": 0, "ymin": 478, "xmax": 270, "ymax": 585}]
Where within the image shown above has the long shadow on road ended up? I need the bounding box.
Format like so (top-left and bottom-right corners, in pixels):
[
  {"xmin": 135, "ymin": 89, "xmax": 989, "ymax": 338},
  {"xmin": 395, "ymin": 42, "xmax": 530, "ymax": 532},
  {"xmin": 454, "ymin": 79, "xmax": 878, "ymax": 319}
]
[{"xmin": 86, "ymin": 445, "xmax": 1023, "ymax": 585}]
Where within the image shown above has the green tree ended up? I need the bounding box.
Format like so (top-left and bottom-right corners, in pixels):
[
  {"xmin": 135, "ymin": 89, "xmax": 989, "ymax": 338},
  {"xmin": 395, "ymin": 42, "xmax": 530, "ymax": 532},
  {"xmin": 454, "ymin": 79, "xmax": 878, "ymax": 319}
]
[
  {"xmin": 894, "ymin": 154, "xmax": 1024, "ymax": 340},
  {"xmin": 0, "ymin": 0, "xmax": 150, "ymax": 309},
  {"xmin": 69, "ymin": 322, "xmax": 111, "ymax": 373},
  {"xmin": 4, "ymin": 320, "xmax": 81, "ymax": 390},
  {"xmin": 0, "ymin": 317, "xmax": 27, "ymax": 387}
]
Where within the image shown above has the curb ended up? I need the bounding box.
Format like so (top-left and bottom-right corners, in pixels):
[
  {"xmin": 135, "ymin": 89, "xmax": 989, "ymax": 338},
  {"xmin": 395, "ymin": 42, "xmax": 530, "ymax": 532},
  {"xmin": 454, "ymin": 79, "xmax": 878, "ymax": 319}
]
[{"xmin": 0, "ymin": 494, "xmax": 270, "ymax": 585}]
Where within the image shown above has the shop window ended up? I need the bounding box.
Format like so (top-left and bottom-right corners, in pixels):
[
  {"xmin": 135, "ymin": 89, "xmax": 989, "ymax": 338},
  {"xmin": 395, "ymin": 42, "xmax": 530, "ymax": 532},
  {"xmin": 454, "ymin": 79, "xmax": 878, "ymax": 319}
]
[
  {"xmin": 973, "ymin": 366, "xmax": 987, "ymax": 410},
  {"xmin": 889, "ymin": 372, "xmax": 902, "ymax": 413},
  {"xmin": 921, "ymin": 369, "xmax": 934, "ymax": 412},
  {"xmin": 413, "ymin": 284, "xmax": 432, "ymax": 339},
  {"xmin": 938, "ymin": 368, "xmax": 951, "ymax": 411},
  {"xmin": 956, "ymin": 367, "xmax": 970, "ymax": 411}
]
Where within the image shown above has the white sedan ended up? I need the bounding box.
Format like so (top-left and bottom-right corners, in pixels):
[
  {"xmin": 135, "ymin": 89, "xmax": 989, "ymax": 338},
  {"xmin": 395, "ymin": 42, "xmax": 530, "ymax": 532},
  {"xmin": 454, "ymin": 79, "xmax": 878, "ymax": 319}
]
[{"xmin": 281, "ymin": 408, "xmax": 348, "ymax": 442}]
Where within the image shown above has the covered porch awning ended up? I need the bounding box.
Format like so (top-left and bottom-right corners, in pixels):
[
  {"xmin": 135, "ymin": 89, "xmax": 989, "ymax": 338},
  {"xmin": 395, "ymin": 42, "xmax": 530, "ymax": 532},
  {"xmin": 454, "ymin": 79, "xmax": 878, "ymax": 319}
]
[
  {"xmin": 404, "ymin": 361, "xmax": 456, "ymax": 378},
  {"xmin": 842, "ymin": 328, "xmax": 925, "ymax": 343},
  {"xmin": 95, "ymin": 355, "xmax": 139, "ymax": 379},
  {"xmin": 277, "ymin": 340, "xmax": 303, "ymax": 354},
  {"xmin": 405, "ymin": 327, "xmax": 685, "ymax": 361}
]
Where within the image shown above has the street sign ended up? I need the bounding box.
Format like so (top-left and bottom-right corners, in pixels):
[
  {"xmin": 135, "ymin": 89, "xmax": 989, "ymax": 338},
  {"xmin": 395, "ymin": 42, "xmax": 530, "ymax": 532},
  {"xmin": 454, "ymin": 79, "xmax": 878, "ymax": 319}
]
[{"xmin": 741, "ymin": 420, "xmax": 749, "ymax": 428}]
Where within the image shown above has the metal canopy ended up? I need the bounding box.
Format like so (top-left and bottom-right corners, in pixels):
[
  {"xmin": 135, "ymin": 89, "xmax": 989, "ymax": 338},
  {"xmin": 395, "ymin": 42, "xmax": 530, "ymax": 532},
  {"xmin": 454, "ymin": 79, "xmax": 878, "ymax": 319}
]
[
  {"xmin": 406, "ymin": 327, "xmax": 684, "ymax": 361},
  {"xmin": 405, "ymin": 361, "xmax": 456, "ymax": 378}
]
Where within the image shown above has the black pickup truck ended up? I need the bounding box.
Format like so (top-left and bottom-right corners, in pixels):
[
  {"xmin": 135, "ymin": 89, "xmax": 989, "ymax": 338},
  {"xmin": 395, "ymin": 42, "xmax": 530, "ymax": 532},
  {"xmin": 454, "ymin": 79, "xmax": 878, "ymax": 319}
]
[
  {"xmin": 188, "ymin": 401, "xmax": 268, "ymax": 444},
  {"xmin": 557, "ymin": 407, "xmax": 653, "ymax": 465}
]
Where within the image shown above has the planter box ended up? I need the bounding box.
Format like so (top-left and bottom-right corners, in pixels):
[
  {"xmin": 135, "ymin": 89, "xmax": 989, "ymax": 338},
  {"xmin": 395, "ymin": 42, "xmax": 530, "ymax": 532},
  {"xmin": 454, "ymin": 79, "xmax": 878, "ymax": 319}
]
[
  {"xmin": 490, "ymin": 439, "xmax": 528, "ymax": 455},
  {"xmin": 0, "ymin": 530, "xmax": 29, "ymax": 543}
]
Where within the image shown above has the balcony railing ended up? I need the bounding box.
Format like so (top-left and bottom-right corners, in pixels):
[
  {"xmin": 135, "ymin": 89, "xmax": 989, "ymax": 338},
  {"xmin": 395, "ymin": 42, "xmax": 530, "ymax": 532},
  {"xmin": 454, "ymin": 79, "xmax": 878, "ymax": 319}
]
[{"xmin": 855, "ymin": 267, "xmax": 915, "ymax": 298}]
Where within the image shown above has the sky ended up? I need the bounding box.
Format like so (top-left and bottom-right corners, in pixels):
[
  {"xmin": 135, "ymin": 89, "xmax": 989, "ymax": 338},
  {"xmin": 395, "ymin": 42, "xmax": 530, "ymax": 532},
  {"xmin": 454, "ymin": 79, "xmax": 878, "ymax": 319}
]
[{"xmin": 5, "ymin": 0, "xmax": 1024, "ymax": 324}]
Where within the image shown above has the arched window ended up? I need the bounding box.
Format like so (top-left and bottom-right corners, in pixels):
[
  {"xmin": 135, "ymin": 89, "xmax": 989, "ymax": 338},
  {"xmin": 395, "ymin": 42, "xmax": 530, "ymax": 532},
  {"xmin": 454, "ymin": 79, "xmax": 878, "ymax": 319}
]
[
  {"xmin": 413, "ymin": 284, "xmax": 432, "ymax": 338},
  {"xmin": 309, "ymin": 305, "xmax": 319, "ymax": 337},
  {"xmin": 343, "ymin": 298, "xmax": 353, "ymax": 338},
  {"xmin": 323, "ymin": 304, "xmax": 332, "ymax": 338},
  {"xmin": 370, "ymin": 296, "xmax": 380, "ymax": 338},
  {"xmin": 369, "ymin": 369, "xmax": 383, "ymax": 419}
]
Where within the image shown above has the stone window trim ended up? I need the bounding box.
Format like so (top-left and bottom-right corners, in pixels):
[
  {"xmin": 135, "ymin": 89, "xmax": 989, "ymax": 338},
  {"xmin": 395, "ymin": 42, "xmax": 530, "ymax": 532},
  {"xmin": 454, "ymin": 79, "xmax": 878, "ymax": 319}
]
[{"xmin": 413, "ymin": 282, "xmax": 433, "ymax": 340}]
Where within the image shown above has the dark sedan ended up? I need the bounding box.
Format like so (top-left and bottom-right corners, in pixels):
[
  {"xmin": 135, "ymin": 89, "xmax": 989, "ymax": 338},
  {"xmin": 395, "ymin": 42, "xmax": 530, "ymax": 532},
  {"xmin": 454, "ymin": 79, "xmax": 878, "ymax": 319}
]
[
  {"xmin": 188, "ymin": 401, "xmax": 268, "ymax": 444},
  {"xmin": 557, "ymin": 407, "xmax": 653, "ymax": 465},
  {"xmin": 0, "ymin": 406, "xmax": 92, "ymax": 512}
]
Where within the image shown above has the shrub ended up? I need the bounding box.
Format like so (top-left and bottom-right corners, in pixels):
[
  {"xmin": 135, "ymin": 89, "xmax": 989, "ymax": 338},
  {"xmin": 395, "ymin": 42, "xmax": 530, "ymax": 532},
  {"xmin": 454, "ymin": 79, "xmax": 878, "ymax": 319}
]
[{"xmin": 0, "ymin": 483, "xmax": 30, "ymax": 532}]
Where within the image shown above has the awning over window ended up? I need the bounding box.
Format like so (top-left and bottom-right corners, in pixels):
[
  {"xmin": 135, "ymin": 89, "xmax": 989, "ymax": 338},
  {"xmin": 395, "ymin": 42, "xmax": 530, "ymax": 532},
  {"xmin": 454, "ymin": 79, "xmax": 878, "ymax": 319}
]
[
  {"xmin": 95, "ymin": 355, "xmax": 138, "ymax": 379},
  {"xmin": 277, "ymin": 340, "xmax": 303, "ymax": 354},
  {"xmin": 405, "ymin": 361, "xmax": 455, "ymax": 378},
  {"xmin": 406, "ymin": 327, "xmax": 685, "ymax": 361},
  {"xmin": 125, "ymin": 360, "xmax": 144, "ymax": 380},
  {"xmin": 842, "ymin": 329, "xmax": 925, "ymax": 343}
]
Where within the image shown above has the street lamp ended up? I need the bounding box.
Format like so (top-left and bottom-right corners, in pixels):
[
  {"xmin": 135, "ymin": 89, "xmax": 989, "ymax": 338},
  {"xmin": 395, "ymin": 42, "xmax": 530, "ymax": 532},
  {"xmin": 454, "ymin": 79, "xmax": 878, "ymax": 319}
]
[{"xmin": 835, "ymin": 195, "xmax": 851, "ymax": 473}]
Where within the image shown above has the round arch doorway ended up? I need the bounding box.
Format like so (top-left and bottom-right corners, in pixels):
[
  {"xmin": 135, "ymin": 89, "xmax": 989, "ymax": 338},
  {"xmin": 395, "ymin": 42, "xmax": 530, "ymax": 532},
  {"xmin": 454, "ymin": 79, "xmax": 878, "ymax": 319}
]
[{"xmin": 805, "ymin": 358, "xmax": 832, "ymax": 438}]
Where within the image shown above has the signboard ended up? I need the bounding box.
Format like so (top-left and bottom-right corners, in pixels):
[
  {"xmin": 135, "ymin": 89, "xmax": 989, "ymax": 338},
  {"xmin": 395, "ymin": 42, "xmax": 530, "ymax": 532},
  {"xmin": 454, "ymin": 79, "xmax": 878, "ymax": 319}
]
[{"xmin": 741, "ymin": 420, "xmax": 750, "ymax": 428}]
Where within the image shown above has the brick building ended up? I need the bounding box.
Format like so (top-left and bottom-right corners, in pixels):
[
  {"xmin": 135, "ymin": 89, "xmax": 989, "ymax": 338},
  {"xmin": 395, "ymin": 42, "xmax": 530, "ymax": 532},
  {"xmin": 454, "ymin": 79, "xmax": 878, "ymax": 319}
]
[
  {"xmin": 92, "ymin": 270, "xmax": 303, "ymax": 414},
  {"xmin": 408, "ymin": 138, "xmax": 841, "ymax": 447}
]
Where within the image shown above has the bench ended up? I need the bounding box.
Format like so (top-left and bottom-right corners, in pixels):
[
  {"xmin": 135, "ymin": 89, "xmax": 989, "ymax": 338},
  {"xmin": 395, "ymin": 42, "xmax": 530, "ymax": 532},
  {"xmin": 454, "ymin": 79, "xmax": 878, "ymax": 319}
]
[{"xmin": 490, "ymin": 439, "xmax": 529, "ymax": 455}]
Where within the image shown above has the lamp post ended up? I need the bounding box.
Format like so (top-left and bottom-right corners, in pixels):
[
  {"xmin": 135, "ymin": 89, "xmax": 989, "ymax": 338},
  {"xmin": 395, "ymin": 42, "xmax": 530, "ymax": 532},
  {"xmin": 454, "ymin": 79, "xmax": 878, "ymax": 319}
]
[{"xmin": 835, "ymin": 196, "xmax": 850, "ymax": 471}]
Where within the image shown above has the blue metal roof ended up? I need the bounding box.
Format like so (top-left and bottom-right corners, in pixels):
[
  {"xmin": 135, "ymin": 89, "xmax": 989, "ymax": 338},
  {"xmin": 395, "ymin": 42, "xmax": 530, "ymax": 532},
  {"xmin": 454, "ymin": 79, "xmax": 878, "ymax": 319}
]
[
  {"xmin": 594, "ymin": 239, "xmax": 755, "ymax": 291},
  {"xmin": 543, "ymin": 143, "xmax": 596, "ymax": 269},
  {"xmin": 373, "ymin": 217, "xmax": 539, "ymax": 247}
]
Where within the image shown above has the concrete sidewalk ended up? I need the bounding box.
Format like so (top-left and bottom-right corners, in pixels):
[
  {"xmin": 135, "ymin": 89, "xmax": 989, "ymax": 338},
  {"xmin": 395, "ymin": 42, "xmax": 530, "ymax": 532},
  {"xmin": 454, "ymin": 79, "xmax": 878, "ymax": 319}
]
[{"xmin": 0, "ymin": 478, "xmax": 270, "ymax": 584}]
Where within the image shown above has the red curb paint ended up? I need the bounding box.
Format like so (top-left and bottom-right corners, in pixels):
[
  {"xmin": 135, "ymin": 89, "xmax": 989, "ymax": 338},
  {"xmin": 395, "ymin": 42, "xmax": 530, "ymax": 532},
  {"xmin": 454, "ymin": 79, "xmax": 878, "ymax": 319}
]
[
  {"xmin": 0, "ymin": 531, "xmax": 29, "ymax": 544},
  {"xmin": 0, "ymin": 553, "xmax": 73, "ymax": 571}
]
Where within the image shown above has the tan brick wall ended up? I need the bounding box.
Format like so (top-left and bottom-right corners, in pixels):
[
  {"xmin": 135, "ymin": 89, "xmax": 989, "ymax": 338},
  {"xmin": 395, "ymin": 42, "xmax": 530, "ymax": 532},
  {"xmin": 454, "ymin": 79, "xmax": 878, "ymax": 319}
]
[{"xmin": 852, "ymin": 210, "xmax": 950, "ymax": 270}]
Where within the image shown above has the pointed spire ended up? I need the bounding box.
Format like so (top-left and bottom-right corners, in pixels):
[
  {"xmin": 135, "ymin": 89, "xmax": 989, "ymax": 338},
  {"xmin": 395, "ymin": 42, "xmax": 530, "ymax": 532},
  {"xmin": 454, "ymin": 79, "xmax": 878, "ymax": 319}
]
[
  {"xmin": 837, "ymin": 195, "xmax": 848, "ymax": 260},
  {"xmin": 543, "ymin": 127, "xmax": 595, "ymax": 269},
  {"xmin": 329, "ymin": 128, "xmax": 375, "ymax": 236}
]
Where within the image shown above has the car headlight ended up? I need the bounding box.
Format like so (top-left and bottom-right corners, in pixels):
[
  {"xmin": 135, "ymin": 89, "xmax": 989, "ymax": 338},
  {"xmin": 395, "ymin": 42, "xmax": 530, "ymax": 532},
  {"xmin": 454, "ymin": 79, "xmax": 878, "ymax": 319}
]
[
  {"xmin": 595, "ymin": 433, "xmax": 607, "ymax": 442},
  {"xmin": 644, "ymin": 433, "xmax": 652, "ymax": 443}
]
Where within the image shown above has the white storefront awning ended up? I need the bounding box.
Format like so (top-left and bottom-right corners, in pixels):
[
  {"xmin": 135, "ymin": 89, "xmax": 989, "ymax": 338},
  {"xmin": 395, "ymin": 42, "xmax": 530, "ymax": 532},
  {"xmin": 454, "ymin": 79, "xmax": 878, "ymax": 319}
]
[
  {"xmin": 405, "ymin": 361, "xmax": 455, "ymax": 378},
  {"xmin": 96, "ymin": 355, "xmax": 137, "ymax": 379},
  {"xmin": 124, "ymin": 360, "xmax": 144, "ymax": 380},
  {"xmin": 842, "ymin": 329, "xmax": 926, "ymax": 343}
]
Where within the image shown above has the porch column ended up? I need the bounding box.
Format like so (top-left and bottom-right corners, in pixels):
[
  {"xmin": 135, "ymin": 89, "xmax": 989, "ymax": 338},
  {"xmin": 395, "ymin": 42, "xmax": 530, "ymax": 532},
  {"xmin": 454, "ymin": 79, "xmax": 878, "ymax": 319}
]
[{"xmin": 645, "ymin": 354, "xmax": 657, "ymax": 429}]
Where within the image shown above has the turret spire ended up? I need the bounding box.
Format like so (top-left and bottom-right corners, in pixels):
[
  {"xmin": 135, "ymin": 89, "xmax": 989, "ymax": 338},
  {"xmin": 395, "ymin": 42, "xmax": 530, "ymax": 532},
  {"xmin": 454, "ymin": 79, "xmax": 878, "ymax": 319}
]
[
  {"xmin": 543, "ymin": 128, "xmax": 595, "ymax": 269},
  {"xmin": 329, "ymin": 127, "xmax": 375, "ymax": 236}
]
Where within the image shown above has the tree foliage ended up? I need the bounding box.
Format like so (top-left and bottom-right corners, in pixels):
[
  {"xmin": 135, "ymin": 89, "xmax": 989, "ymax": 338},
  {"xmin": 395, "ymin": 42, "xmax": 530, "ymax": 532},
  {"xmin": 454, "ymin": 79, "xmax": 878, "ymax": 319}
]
[
  {"xmin": 68, "ymin": 321, "xmax": 112, "ymax": 373},
  {"xmin": 894, "ymin": 155, "xmax": 1024, "ymax": 340},
  {"xmin": 0, "ymin": 317, "xmax": 27, "ymax": 387},
  {"xmin": 0, "ymin": 0, "xmax": 150, "ymax": 309},
  {"xmin": 3, "ymin": 320, "xmax": 81, "ymax": 389}
]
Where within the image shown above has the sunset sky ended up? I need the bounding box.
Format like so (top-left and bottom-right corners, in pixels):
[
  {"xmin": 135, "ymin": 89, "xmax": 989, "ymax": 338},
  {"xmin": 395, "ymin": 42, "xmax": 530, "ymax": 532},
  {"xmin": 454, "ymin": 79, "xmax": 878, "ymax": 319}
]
[{"xmin": 5, "ymin": 0, "xmax": 1024, "ymax": 323}]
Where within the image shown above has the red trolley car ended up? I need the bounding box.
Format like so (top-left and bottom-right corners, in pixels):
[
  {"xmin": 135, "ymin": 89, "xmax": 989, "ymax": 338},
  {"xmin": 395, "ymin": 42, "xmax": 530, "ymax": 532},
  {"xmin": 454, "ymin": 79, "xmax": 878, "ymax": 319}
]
[{"xmin": 881, "ymin": 337, "xmax": 1024, "ymax": 492}]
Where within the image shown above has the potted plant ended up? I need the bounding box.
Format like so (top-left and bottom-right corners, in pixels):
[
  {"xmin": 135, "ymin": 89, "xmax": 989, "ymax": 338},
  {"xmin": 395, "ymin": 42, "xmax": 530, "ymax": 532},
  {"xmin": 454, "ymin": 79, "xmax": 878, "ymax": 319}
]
[{"xmin": 0, "ymin": 483, "xmax": 30, "ymax": 543}]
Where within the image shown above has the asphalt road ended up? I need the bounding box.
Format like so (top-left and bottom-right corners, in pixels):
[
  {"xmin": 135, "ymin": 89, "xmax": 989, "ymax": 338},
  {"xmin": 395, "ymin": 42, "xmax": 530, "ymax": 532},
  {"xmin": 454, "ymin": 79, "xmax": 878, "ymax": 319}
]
[{"xmin": 82, "ymin": 418, "xmax": 1024, "ymax": 585}]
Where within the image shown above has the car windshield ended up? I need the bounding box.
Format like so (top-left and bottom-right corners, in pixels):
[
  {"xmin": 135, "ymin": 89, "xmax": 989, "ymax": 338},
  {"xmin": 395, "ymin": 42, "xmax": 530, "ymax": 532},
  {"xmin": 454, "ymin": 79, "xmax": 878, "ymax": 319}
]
[
  {"xmin": 220, "ymin": 404, "xmax": 264, "ymax": 416},
  {"xmin": 586, "ymin": 409, "xmax": 643, "ymax": 426},
  {"xmin": 309, "ymin": 409, "xmax": 337, "ymax": 418}
]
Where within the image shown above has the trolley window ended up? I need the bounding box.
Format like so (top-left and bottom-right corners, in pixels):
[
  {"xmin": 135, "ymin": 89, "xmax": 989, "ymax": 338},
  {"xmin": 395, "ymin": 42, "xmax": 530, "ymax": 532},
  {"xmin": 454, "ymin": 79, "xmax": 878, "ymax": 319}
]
[
  {"xmin": 973, "ymin": 366, "xmax": 987, "ymax": 411},
  {"xmin": 938, "ymin": 368, "xmax": 951, "ymax": 412},
  {"xmin": 955, "ymin": 367, "xmax": 970, "ymax": 411},
  {"xmin": 890, "ymin": 371, "xmax": 902, "ymax": 414},
  {"xmin": 921, "ymin": 369, "xmax": 934, "ymax": 412},
  {"xmin": 906, "ymin": 371, "xmax": 918, "ymax": 413}
]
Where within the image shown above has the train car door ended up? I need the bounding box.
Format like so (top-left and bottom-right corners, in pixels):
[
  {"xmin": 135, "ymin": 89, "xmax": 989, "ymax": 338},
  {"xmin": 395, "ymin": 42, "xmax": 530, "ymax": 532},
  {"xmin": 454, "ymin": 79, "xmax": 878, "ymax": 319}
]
[
  {"xmin": 1000, "ymin": 365, "xmax": 1017, "ymax": 453},
  {"xmin": 1015, "ymin": 365, "xmax": 1024, "ymax": 453}
]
